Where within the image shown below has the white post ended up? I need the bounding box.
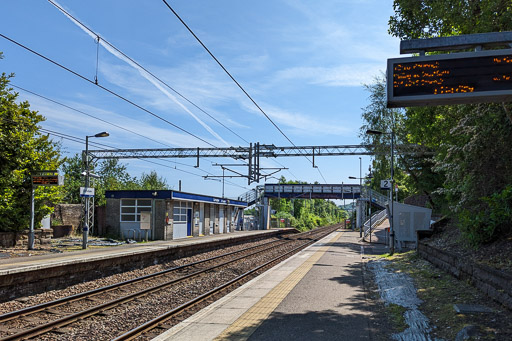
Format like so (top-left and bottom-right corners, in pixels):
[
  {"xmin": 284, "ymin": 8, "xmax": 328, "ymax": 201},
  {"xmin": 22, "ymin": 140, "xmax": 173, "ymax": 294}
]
[{"xmin": 28, "ymin": 187, "xmax": 35, "ymax": 250}]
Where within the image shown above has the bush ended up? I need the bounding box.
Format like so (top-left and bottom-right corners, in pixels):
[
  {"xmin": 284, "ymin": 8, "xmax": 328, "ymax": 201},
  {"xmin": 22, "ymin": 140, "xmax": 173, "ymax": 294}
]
[{"xmin": 459, "ymin": 185, "xmax": 512, "ymax": 246}]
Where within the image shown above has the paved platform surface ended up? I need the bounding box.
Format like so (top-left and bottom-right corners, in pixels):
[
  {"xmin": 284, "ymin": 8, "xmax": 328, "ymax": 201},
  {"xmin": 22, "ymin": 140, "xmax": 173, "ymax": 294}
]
[
  {"xmin": 155, "ymin": 229, "xmax": 388, "ymax": 341},
  {"xmin": 0, "ymin": 229, "xmax": 282, "ymax": 276}
]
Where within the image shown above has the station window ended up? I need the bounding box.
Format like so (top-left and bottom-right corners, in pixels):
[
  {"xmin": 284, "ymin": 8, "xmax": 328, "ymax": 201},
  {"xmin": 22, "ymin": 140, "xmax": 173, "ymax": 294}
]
[
  {"xmin": 120, "ymin": 199, "xmax": 152, "ymax": 222},
  {"xmin": 173, "ymin": 201, "xmax": 190, "ymax": 222}
]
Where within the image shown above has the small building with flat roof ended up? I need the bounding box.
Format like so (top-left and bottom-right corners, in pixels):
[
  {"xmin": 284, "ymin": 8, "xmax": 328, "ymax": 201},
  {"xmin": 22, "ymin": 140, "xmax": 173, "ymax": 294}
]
[{"xmin": 105, "ymin": 190, "xmax": 247, "ymax": 241}]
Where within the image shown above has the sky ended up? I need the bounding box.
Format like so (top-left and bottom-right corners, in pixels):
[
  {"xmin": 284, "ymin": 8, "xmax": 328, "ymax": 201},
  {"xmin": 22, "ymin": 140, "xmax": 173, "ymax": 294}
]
[{"xmin": 1, "ymin": 0, "xmax": 401, "ymax": 200}]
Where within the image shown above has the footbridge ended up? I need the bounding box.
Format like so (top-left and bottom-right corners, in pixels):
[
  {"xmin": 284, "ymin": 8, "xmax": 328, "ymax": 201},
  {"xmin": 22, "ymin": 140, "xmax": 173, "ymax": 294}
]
[{"xmin": 238, "ymin": 183, "xmax": 391, "ymax": 232}]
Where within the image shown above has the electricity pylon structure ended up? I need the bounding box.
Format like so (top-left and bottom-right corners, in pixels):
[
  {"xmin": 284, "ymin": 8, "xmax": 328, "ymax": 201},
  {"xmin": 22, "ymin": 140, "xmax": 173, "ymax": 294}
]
[{"xmin": 86, "ymin": 143, "xmax": 433, "ymax": 185}]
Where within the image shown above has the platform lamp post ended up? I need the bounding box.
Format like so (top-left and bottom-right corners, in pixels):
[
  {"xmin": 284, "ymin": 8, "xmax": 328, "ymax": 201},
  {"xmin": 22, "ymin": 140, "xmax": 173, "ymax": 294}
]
[
  {"xmin": 83, "ymin": 131, "xmax": 109, "ymax": 249},
  {"xmin": 349, "ymin": 175, "xmax": 367, "ymax": 237},
  {"xmin": 366, "ymin": 128, "xmax": 395, "ymax": 254}
]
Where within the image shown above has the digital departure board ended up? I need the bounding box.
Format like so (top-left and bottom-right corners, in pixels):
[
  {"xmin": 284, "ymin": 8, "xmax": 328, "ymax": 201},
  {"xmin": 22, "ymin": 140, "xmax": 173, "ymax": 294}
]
[
  {"xmin": 387, "ymin": 49, "xmax": 512, "ymax": 108},
  {"xmin": 32, "ymin": 171, "xmax": 63, "ymax": 186}
]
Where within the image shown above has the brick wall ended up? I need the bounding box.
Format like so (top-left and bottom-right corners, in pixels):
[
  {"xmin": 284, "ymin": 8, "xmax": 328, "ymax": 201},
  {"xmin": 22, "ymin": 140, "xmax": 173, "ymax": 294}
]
[{"xmin": 418, "ymin": 242, "xmax": 512, "ymax": 310}]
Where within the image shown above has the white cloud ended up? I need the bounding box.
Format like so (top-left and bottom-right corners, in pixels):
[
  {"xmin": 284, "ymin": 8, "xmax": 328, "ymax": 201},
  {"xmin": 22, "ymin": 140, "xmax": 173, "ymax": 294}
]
[
  {"xmin": 240, "ymin": 101, "xmax": 353, "ymax": 137},
  {"xmin": 274, "ymin": 63, "xmax": 384, "ymax": 87}
]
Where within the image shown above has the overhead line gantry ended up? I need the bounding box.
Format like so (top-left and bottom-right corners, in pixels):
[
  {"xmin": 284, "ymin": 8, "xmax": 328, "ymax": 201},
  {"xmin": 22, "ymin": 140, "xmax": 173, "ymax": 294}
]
[{"xmin": 85, "ymin": 143, "xmax": 433, "ymax": 185}]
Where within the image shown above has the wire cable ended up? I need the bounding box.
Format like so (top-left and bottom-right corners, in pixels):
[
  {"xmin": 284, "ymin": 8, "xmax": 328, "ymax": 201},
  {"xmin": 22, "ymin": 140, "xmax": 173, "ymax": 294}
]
[
  {"xmin": 38, "ymin": 127, "xmax": 249, "ymax": 189},
  {"xmin": 12, "ymin": 84, "xmax": 174, "ymax": 148},
  {"xmin": 0, "ymin": 33, "xmax": 217, "ymax": 148},
  {"xmin": 160, "ymin": 0, "xmax": 326, "ymax": 183},
  {"xmin": 161, "ymin": 0, "xmax": 293, "ymax": 146},
  {"xmin": 0, "ymin": 113, "xmax": 246, "ymax": 189},
  {"xmin": 47, "ymin": 0, "xmax": 249, "ymax": 145},
  {"xmin": 10, "ymin": 84, "xmax": 253, "ymax": 186}
]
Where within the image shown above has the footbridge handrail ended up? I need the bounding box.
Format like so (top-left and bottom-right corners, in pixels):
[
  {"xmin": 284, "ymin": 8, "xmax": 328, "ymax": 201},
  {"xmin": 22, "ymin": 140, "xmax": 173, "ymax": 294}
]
[{"xmin": 363, "ymin": 209, "xmax": 388, "ymax": 238}]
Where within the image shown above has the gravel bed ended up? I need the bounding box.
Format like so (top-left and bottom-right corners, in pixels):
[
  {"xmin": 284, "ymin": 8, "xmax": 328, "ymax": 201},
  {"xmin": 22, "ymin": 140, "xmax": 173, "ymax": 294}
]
[
  {"xmin": 1, "ymin": 227, "xmax": 336, "ymax": 340},
  {"xmin": 0, "ymin": 236, "xmax": 283, "ymax": 316},
  {"xmin": 39, "ymin": 235, "xmax": 315, "ymax": 341}
]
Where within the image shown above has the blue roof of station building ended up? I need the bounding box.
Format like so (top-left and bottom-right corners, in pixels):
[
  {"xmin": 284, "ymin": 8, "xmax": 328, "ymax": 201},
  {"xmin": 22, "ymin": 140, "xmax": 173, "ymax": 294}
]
[{"xmin": 105, "ymin": 190, "xmax": 247, "ymax": 207}]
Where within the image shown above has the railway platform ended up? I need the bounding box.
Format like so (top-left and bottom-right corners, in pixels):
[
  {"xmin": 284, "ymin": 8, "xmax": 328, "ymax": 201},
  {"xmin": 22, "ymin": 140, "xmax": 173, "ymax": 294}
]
[
  {"xmin": 0, "ymin": 229, "xmax": 288, "ymax": 301},
  {"xmin": 155, "ymin": 228, "xmax": 389, "ymax": 341}
]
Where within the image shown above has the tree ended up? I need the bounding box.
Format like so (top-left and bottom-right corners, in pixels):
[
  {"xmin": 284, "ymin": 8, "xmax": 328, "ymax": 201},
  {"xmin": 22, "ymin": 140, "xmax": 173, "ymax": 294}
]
[
  {"xmin": 0, "ymin": 69, "xmax": 63, "ymax": 232},
  {"xmin": 60, "ymin": 154, "xmax": 83, "ymax": 204},
  {"xmin": 359, "ymin": 75, "xmax": 416, "ymax": 203},
  {"xmin": 95, "ymin": 158, "xmax": 138, "ymax": 206},
  {"xmin": 137, "ymin": 171, "xmax": 169, "ymax": 190},
  {"xmin": 389, "ymin": 0, "xmax": 512, "ymax": 40},
  {"xmin": 268, "ymin": 176, "xmax": 347, "ymax": 231},
  {"xmin": 60, "ymin": 154, "xmax": 169, "ymax": 206},
  {"xmin": 387, "ymin": 1, "xmax": 512, "ymax": 244}
]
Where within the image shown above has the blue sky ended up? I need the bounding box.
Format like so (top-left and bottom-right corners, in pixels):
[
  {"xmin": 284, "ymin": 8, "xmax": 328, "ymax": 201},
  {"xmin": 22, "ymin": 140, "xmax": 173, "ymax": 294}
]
[{"xmin": 1, "ymin": 0, "xmax": 400, "ymax": 199}]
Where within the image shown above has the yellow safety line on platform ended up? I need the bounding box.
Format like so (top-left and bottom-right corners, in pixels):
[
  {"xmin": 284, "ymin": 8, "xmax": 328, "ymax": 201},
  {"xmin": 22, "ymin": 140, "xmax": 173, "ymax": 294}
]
[{"xmin": 214, "ymin": 230, "xmax": 344, "ymax": 341}]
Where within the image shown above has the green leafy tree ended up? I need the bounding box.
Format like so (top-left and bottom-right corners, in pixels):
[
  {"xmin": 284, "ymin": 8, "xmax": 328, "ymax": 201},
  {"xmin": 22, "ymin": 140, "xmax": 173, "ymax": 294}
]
[
  {"xmin": 136, "ymin": 171, "xmax": 169, "ymax": 190},
  {"xmin": 0, "ymin": 69, "xmax": 63, "ymax": 232},
  {"xmin": 389, "ymin": 0, "xmax": 512, "ymax": 39},
  {"xmin": 60, "ymin": 154, "xmax": 168, "ymax": 206},
  {"xmin": 387, "ymin": 1, "xmax": 512, "ymax": 244},
  {"xmin": 60, "ymin": 154, "xmax": 83, "ymax": 204},
  {"xmin": 359, "ymin": 75, "xmax": 417, "ymax": 203},
  {"xmin": 268, "ymin": 177, "xmax": 347, "ymax": 231}
]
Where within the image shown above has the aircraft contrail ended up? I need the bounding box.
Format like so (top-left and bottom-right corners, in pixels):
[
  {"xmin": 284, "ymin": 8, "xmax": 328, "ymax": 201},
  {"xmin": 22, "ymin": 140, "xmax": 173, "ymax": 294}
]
[{"xmin": 49, "ymin": 0, "xmax": 230, "ymax": 147}]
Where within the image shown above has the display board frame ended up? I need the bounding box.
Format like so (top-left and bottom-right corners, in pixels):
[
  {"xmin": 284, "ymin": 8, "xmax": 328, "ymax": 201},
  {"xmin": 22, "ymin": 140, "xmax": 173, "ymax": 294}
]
[{"xmin": 387, "ymin": 49, "xmax": 512, "ymax": 108}]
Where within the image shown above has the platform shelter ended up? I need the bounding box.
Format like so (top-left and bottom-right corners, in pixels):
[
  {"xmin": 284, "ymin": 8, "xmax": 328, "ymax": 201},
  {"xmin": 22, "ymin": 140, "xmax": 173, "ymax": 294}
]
[{"xmin": 105, "ymin": 190, "xmax": 247, "ymax": 241}]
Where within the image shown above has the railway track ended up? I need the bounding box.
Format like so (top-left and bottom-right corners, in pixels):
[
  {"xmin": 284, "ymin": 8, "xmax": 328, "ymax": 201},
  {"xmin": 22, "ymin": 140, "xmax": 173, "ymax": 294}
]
[{"xmin": 0, "ymin": 225, "xmax": 339, "ymax": 340}]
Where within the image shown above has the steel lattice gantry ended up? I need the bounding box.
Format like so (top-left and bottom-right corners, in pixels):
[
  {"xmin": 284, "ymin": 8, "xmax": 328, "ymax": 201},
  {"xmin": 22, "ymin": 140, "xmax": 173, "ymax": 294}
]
[
  {"xmin": 87, "ymin": 143, "xmax": 433, "ymax": 159},
  {"xmin": 85, "ymin": 143, "xmax": 434, "ymax": 184}
]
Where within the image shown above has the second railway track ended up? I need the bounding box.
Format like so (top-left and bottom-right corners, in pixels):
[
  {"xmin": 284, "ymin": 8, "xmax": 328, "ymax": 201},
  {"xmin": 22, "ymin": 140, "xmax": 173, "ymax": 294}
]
[{"xmin": 0, "ymin": 225, "xmax": 339, "ymax": 340}]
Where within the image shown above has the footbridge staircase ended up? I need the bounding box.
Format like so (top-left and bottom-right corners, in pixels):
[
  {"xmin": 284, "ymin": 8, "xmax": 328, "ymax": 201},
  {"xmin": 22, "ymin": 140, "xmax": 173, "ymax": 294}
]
[{"xmin": 359, "ymin": 187, "xmax": 390, "ymax": 240}]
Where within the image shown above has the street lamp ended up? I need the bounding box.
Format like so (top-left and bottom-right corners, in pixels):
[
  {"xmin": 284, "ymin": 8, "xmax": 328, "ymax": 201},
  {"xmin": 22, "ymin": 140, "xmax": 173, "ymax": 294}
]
[
  {"xmin": 366, "ymin": 128, "xmax": 395, "ymax": 254},
  {"xmin": 83, "ymin": 131, "xmax": 109, "ymax": 249}
]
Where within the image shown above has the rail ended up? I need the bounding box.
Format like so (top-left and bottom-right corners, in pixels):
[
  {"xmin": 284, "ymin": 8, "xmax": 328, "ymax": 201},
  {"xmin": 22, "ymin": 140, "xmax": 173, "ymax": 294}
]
[
  {"xmin": 0, "ymin": 225, "xmax": 338, "ymax": 340},
  {"xmin": 360, "ymin": 187, "xmax": 389, "ymax": 208},
  {"xmin": 363, "ymin": 209, "xmax": 388, "ymax": 239}
]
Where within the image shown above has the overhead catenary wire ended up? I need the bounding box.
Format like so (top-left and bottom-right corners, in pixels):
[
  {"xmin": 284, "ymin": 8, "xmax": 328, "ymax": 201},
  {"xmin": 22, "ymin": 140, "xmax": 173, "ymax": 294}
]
[
  {"xmin": 12, "ymin": 84, "xmax": 174, "ymax": 148},
  {"xmin": 10, "ymin": 84, "xmax": 246, "ymax": 175},
  {"xmin": 0, "ymin": 112, "xmax": 246, "ymax": 189},
  {"xmin": 160, "ymin": 0, "xmax": 327, "ymax": 183},
  {"xmin": 1, "ymin": 29, "xmax": 299, "ymax": 183},
  {"xmin": 44, "ymin": 1, "xmax": 258, "ymax": 177},
  {"xmin": 44, "ymin": 0, "xmax": 256, "ymax": 177},
  {"xmin": 0, "ymin": 33, "xmax": 217, "ymax": 149},
  {"xmin": 37, "ymin": 127, "xmax": 249, "ymax": 190},
  {"xmin": 10, "ymin": 82, "xmax": 274, "ymax": 188},
  {"xmin": 46, "ymin": 0, "xmax": 250, "ymax": 146}
]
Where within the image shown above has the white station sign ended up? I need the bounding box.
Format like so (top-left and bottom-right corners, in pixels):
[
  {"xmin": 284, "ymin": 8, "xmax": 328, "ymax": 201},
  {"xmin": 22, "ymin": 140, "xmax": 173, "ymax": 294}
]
[{"xmin": 80, "ymin": 187, "xmax": 95, "ymax": 198}]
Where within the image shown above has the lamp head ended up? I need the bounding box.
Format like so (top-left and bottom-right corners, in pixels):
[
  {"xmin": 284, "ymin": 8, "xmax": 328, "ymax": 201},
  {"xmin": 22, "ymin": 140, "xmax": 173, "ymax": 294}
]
[
  {"xmin": 366, "ymin": 129, "xmax": 383, "ymax": 135},
  {"xmin": 94, "ymin": 131, "xmax": 110, "ymax": 138}
]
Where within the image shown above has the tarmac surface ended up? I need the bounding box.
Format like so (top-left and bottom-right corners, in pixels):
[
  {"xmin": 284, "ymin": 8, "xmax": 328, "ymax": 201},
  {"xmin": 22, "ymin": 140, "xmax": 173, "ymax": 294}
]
[
  {"xmin": 155, "ymin": 228, "xmax": 389, "ymax": 341},
  {"xmin": 0, "ymin": 229, "xmax": 282, "ymax": 275}
]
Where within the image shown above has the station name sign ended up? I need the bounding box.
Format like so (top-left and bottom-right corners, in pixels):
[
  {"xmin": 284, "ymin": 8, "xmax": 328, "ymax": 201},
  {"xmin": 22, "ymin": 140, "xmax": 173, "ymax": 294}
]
[
  {"xmin": 387, "ymin": 49, "xmax": 512, "ymax": 108},
  {"xmin": 31, "ymin": 171, "xmax": 64, "ymax": 186}
]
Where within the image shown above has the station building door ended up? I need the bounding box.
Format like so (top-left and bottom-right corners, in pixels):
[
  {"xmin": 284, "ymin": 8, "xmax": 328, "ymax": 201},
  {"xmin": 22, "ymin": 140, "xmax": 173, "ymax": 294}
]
[{"xmin": 173, "ymin": 201, "xmax": 191, "ymax": 239}]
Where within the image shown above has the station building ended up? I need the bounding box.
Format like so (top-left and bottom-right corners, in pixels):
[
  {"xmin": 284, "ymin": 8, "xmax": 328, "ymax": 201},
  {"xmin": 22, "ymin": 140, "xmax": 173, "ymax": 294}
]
[{"xmin": 105, "ymin": 190, "xmax": 248, "ymax": 241}]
